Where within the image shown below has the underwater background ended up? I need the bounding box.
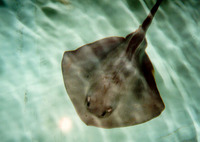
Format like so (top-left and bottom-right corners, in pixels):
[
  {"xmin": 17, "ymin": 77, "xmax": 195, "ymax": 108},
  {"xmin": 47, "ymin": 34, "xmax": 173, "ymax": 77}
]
[{"xmin": 0, "ymin": 0, "xmax": 200, "ymax": 141}]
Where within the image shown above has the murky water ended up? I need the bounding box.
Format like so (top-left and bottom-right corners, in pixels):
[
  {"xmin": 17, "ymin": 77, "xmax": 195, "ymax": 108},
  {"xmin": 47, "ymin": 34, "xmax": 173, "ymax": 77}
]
[{"xmin": 0, "ymin": 0, "xmax": 200, "ymax": 142}]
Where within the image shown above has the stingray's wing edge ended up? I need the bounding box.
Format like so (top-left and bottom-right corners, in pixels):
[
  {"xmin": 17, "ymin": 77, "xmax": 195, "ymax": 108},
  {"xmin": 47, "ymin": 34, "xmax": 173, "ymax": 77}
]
[{"xmin": 141, "ymin": 53, "xmax": 165, "ymax": 115}]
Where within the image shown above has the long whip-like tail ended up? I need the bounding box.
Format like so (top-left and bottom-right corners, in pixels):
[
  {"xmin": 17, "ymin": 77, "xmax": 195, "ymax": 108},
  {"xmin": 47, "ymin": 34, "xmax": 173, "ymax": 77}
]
[{"xmin": 141, "ymin": 0, "xmax": 163, "ymax": 32}]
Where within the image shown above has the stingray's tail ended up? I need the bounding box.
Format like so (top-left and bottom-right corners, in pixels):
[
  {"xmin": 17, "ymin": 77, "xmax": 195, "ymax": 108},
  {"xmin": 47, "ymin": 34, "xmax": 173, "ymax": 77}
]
[{"xmin": 141, "ymin": 0, "xmax": 163, "ymax": 32}]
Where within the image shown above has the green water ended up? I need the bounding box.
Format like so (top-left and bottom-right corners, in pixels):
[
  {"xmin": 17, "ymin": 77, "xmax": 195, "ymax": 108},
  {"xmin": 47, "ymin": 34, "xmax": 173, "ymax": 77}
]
[{"xmin": 0, "ymin": 0, "xmax": 200, "ymax": 142}]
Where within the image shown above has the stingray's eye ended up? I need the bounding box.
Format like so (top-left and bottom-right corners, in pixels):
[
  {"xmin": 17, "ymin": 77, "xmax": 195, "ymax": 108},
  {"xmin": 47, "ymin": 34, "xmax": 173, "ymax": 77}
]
[
  {"xmin": 86, "ymin": 96, "xmax": 91, "ymax": 107},
  {"xmin": 101, "ymin": 107, "xmax": 113, "ymax": 117},
  {"xmin": 107, "ymin": 107, "xmax": 112, "ymax": 113},
  {"xmin": 101, "ymin": 111, "xmax": 107, "ymax": 117}
]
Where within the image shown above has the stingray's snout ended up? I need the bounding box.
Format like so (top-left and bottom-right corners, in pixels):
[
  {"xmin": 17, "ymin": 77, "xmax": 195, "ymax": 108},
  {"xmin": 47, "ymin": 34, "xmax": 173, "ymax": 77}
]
[{"xmin": 85, "ymin": 96, "xmax": 113, "ymax": 118}]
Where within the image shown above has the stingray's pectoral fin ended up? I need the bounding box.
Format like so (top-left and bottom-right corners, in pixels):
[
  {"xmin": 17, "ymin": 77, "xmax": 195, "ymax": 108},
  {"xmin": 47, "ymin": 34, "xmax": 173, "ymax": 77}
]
[
  {"xmin": 123, "ymin": 45, "xmax": 164, "ymax": 125},
  {"xmin": 140, "ymin": 52, "xmax": 165, "ymax": 115},
  {"xmin": 125, "ymin": 51, "xmax": 164, "ymax": 125}
]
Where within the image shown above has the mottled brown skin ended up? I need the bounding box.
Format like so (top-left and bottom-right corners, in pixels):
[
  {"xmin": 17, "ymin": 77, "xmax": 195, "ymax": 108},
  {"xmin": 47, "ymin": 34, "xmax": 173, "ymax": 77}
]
[{"xmin": 62, "ymin": 0, "xmax": 165, "ymax": 128}]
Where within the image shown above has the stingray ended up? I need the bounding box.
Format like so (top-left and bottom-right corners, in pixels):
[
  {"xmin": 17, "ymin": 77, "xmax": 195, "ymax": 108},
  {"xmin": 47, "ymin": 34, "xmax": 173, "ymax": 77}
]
[{"xmin": 62, "ymin": 0, "xmax": 165, "ymax": 128}]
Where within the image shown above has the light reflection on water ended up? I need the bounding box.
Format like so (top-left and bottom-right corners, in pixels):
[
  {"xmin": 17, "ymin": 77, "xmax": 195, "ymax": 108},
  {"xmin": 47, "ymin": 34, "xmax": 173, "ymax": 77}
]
[
  {"xmin": 59, "ymin": 117, "xmax": 73, "ymax": 133},
  {"xmin": 0, "ymin": 0, "xmax": 200, "ymax": 142}
]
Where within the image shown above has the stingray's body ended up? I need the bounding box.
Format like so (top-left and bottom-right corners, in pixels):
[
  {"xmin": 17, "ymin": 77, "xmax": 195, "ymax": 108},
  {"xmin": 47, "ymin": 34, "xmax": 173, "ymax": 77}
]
[{"xmin": 62, "ymin": 0, "xmax": 165, "ymax": 128}]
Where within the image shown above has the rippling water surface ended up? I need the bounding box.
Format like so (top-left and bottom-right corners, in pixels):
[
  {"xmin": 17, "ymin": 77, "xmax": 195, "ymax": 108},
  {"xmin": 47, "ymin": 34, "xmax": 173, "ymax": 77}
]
[{"xmin": 0, "ymin": 0, "xmax": 200, "ymax": 142}]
